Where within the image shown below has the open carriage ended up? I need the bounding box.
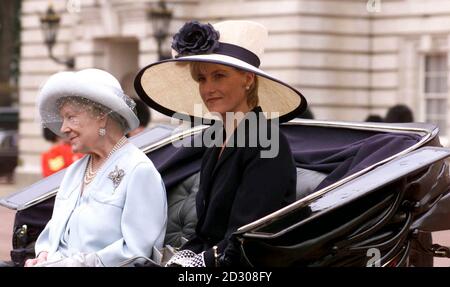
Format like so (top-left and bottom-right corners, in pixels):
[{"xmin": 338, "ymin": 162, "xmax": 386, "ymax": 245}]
[{"xmin": 1, "ymin": 119, "xmax": 450, "ymax": 267}]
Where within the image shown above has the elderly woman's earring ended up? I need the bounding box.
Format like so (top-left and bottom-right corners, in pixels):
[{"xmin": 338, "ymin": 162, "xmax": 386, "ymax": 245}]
[
  {"xmin": 99, "ymin": 128, "xmax": 106, "ymax": 136},
  {"xmin": 246, "ymin": 86, "xmax": 250, "ymax": 90}
]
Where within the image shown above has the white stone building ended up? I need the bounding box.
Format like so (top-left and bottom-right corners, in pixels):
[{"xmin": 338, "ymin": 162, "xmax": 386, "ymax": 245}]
[{"xmin": 17, "ymin": 0, "xmax": 450, "ymax": 180}]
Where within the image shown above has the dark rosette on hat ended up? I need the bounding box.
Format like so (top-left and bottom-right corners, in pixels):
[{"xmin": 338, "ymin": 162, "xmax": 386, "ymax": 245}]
[{"xmin": 171, "ymin": 21, "xmax": 220, "ymax": 57}]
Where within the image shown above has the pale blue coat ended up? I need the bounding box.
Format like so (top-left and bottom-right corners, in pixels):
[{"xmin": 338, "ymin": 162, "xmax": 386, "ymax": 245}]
[{"xmin": 34, "ymin": 143, "xmax": 167, "ymax": 266}]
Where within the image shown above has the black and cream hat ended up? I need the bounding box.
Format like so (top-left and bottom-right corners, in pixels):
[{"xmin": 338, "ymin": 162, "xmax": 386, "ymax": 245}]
[{"xmin": 134, "ymin": 20, "xmax": 307, "ymax": 122}]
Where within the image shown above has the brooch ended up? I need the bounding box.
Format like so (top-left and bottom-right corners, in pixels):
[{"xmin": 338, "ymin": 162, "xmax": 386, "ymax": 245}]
[{"xmin": 108, "ymin": 165, "xmax": 125, "ymax": 191}]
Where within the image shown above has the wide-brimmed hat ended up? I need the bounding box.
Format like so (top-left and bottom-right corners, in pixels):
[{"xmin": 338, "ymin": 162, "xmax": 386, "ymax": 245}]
[
  {"xmin": 38, "ymin": 68, "xmax": 139, "ymax": 136},
  {"xmin": 134, "ymin": 20, "xmax": 307, "ymax": 123}
]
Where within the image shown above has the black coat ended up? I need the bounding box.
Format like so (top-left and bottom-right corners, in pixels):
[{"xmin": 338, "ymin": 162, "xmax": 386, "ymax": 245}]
[{"xmin": 182, "ymin": 107, "xmax": 297, "ymax": 266}]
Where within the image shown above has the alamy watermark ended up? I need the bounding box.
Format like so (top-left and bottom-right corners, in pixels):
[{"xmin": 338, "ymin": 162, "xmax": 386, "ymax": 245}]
[{"xmin": 170, "ymin": 104, "xmax": 280, "ymax": 159}]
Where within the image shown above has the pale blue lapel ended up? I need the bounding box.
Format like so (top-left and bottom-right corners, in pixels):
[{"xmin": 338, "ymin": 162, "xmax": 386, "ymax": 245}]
[{"xmin": 49, "ymin": 156, "xmax": 88, "ymax": 252}]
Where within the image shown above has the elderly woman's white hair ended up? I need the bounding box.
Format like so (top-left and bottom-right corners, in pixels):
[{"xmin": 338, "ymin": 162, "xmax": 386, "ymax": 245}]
[
  {"xmin": 38, "ymin": 68, "xmax": 139, "ymax": 136},
  {"xmin": 55, "ymin": 96, "xmax": 130, "ymax": 134}
]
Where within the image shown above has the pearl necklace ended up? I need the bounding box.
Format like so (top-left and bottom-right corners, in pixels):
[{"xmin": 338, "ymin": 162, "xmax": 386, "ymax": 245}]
[{"xmin": 83, "ymin": 136, "xmax": 127, "ymax": 185}]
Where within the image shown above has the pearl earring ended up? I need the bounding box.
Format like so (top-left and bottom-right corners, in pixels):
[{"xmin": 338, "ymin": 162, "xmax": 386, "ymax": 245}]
[
  {"xmin": 99, "ymin": 128, "xmax": 106, "ymax": 136},
  {"xmin": 246, "ymin": 86, "xmax": 250, "ymax": 90}
]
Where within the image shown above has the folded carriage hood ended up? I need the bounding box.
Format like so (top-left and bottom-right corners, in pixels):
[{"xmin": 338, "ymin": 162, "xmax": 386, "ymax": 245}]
[
  {"xmin": 237, "ymin": 147, "xmax": 450, "ymax": 240},
  {"xmin": 236, "ymin": 120, "xmax": 447, "ymax": 237}
]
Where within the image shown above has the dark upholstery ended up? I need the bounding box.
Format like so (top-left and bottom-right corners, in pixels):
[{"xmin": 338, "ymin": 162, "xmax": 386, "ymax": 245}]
[{"xmin": 164, "ymin": 172, "xmax": 200, "ymax": 247}]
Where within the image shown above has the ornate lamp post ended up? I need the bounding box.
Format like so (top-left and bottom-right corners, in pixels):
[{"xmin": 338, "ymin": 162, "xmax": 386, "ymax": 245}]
[
  {"xmin": 147, "ymin": 0, "xmax": 173, "ymax": 60},
  {"xmin": 40, "ymin": 4, "xmax": 75, "ymax": 69}
]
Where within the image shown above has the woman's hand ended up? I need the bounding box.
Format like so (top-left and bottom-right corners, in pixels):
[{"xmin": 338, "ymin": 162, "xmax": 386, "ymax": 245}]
[{"xmin": 24, "ymin": 251, "xmax": 48, "ymax": 267}]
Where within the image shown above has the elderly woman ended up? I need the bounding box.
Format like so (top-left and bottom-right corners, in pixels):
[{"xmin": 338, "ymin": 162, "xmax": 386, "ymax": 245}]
[
  {"xmin": 134, "ymin": 20, "xmax": 307, "ymax": 266},
  {"xmin": 25, "ymin": 68, "xmax": 167, "ymax": 267}
]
